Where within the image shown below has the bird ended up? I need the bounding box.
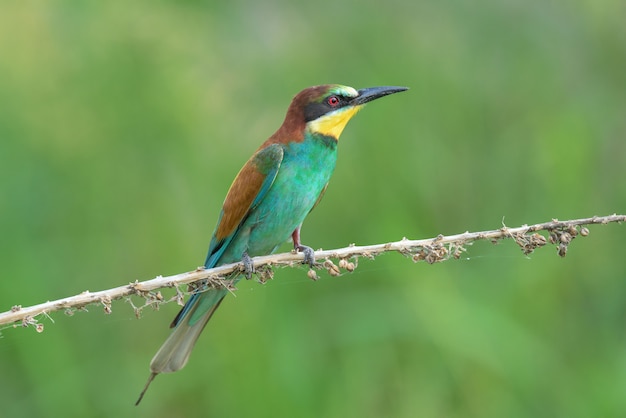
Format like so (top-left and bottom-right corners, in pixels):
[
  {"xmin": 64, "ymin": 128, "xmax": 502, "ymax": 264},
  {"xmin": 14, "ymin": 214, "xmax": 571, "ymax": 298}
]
[{"xmin": 135, "ymin": 84, "xmax": 408, "ymax": 404}]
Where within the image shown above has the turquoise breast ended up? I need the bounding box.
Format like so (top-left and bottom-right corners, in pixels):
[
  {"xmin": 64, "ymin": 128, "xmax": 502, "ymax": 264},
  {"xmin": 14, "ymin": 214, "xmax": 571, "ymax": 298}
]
[{"xmin": 218, "ymin": 133, "xmax": 337, "ymax": 263}]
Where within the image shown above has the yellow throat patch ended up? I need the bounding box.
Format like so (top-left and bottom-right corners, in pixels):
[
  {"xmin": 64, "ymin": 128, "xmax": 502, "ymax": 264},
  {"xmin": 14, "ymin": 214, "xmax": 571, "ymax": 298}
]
[{"xmin": 308, "ymin": 105, "xmax": 363, "ymax": 139}]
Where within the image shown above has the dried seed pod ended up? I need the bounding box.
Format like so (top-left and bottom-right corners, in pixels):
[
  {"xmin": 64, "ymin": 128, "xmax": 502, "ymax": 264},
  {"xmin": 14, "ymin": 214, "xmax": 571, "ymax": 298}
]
[
  {"xmin": 307, "ymin": 269, "xmax": 319, "ymax": 281},
  {"xmin": 328, "ymin": 265, "xmax": 341, "ymax": 277},
  {"xmin": 559, "ymin": 232, "xmax": 572, "ymax": 244},
  {"xmin": 558, "ymin": 243, "xmax": 568, "ymax": 257},
  {"xmin": 549, "ymin": 232, "xmax": 558, "ymax": 244},
  {"xmin": 256, "ymin": 265, "xmax": 274, "ymax": 283},
  {"xmin": 425, "ymin": 253, "xmax": 437, "ymax": 264},
  {"xmin": 531, "ymin": 233, "xmax": 547, "ymax": 246},
  {"xmin": 412, "ymin": 251, "xmax": 426, "ymax": 262},
  {"xmin": 324, "ymin": 260, "xmax": 341, "ymax": 276},
  {"xmin": 425, "ymin": 246, "xmax": 447, "ymax": 264},
  {"xmin": 580, "ymin": 227, "xmax": 589, "ymax": 236}
]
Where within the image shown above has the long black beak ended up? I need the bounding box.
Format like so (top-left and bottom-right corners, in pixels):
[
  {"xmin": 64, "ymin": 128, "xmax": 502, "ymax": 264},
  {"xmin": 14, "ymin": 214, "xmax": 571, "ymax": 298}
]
[{"xmin": 351, "ymin": 86, "xmax": 409, "ymax": 106}]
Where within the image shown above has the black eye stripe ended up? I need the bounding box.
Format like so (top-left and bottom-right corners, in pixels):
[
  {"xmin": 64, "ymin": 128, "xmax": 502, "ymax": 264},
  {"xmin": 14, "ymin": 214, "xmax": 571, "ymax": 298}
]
[
  {"xmin": 304, "ymin": 95, "xmax": 349, "ymax": 122},
  {"xmin": 304, "ymin": 102, "xmax": 328, "ymax": 122}
]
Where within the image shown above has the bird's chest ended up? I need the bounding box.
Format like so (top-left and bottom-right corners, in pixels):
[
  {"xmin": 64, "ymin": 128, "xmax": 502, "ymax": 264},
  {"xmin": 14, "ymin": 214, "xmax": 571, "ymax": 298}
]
[
  {"xmin": 275, "ymin": 141, "xmax": 337, "ymax": 202},
  {"xmin": 246, "ymin": 140, "xmax": 337, "ymax": 252}
]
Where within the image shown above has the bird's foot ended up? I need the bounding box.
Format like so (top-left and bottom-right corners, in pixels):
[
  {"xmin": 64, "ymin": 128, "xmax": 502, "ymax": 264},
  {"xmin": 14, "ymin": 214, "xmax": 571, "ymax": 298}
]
[
  {"xmin": 295, "ymin": 245, "xmax": 317, "ymax": 267},
  {"xmin": 241, "ymin": 252, "xmax": 255, "ymax": 279}
]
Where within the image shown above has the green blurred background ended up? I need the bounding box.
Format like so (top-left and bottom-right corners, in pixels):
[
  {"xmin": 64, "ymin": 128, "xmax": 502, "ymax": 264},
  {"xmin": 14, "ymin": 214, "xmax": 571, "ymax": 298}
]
[{"xmin": 1, "ymin": 1, "xmax": 625, "ymax": 417}]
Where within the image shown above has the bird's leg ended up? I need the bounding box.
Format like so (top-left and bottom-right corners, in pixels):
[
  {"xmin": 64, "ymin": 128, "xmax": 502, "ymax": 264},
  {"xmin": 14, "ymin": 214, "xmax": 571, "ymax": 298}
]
[
  {"xmin": 292, "ymin": 225, "xmax": 316, "ymax": 267},
  {"xmin": 241, "ymin": 251, "xmax": 255, "ymax": 279}
]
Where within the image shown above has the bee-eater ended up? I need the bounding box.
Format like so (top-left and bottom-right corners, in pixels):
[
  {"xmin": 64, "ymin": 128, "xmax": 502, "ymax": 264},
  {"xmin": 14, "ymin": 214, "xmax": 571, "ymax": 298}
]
[{"xmin": 136, "ymin": 84, "xmax": 408, "ymax": 404}]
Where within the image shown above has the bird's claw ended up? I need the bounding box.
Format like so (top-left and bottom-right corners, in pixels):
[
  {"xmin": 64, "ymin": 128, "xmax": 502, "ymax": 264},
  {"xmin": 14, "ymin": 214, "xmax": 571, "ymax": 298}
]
[
  {"xmin": 296, "ymin": 245, "xmax": 317, "ymax": 267},
  {"xmin": 241, "ymin": 252, "xmax": 255, "ymax": 279}
]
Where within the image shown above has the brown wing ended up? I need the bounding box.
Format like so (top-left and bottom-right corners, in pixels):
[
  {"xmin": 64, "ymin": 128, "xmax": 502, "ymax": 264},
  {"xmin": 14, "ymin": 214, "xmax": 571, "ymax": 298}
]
[{"xmin": 206, "ymin": 144, "xmax": 284, "ymax": 265}]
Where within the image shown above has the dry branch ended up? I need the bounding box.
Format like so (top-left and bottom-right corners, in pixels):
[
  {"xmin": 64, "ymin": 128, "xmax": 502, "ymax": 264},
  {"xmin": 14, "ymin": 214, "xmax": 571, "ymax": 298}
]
[{"xmin": 1, "ymin": 214, "xmax": 623, "ymax": 330}]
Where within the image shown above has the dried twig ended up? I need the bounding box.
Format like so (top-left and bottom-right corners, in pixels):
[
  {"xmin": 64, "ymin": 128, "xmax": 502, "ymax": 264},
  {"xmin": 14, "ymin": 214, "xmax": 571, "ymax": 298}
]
[{"xmin": 1, "ymin": 214, "xmax": 623, "ymax": 330}]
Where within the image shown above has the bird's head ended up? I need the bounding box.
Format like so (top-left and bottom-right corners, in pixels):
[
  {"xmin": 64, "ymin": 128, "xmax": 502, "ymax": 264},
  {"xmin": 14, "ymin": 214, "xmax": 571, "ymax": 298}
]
[{"xmin": 274, "ymin": 84, "xmax": 408, "ymax": 143}]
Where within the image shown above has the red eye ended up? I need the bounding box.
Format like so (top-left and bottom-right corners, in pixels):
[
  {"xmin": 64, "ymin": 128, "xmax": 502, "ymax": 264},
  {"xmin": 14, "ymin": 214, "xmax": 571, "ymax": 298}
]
[{"xmin": 327, "ymin": 96, "xmax": 340, "ymax": 107}]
